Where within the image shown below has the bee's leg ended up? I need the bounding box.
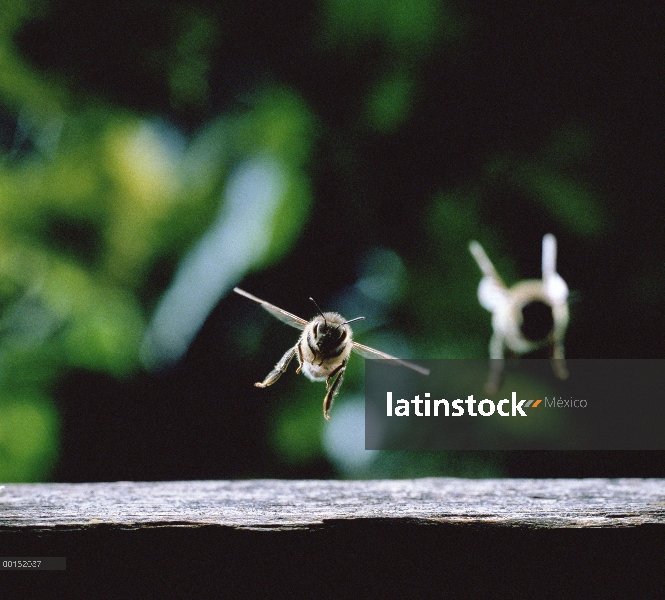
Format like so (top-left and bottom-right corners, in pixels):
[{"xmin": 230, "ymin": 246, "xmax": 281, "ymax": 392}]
[
  {"xmin": 255, "ymin": 345, "xmax": 298, "ymax": 388},
  {"xmin": 485, "ymin": 332, "xmax": 505, "ymax": 394},
  {"xmin": 295, "ymin": 343, "xmax": 304, "ymax": 375},
  {"xmin": 550, "ymin": 338, "xmax": 569, "ymax": 380},
  {"xmin": 323, "ymin": 361, "xmax": 347, "ymax": 421}
]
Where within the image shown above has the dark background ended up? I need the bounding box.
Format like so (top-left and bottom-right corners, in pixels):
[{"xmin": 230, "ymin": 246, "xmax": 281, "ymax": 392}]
[{"xmin": 0, "ymin": 0, "xmax": 663, "ymax": 482}]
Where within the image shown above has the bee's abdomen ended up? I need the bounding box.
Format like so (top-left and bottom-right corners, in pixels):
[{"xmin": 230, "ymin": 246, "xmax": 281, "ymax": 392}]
[{"xmin": 520, "ymin": 300, "xmax": 554, "ymax": 342}]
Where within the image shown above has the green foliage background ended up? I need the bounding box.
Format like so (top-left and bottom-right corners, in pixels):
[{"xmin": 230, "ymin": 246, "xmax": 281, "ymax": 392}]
[{"xmin": 0, "ymin": 0, "xmax": 661, "ymax": 481}]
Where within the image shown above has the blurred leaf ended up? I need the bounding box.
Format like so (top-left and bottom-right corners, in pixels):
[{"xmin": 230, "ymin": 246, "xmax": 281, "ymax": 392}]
[
  {"xmin": 429, "ymin": 191, "xmax": 479, "ymax": 243},
  {"xmin": 365, "ymin": 70, "xmax": 414, "ymax": 133},
  {"xmin": 168, "ymin": 6, "xmax": 217, "ymax": 108},
  {"xmin": 22, "ymin": 259, "xmax": 143, "ymax": 376},
  {"xmin": 62, "ymin": 286, "xmax": 144, "ymax": 376},
  {"xmin": 322, "ymin": 0, "xmax": 459, "ymax": 52},
  {"xmin": 234, "ymin": 87, "xmax": 317, "ymax": 168},
  {"xmin": 272, "ymin": 395, "xmax": 325, "ymax": 464},
  {"xmin": 485, "ymin": 129, "xmax": 605, "ymax": 238},
  {"xmin": 0, "ymin": 391, "xmax": 59, "ymax": 482},
  {"xmin": 517, "ymin": 167, "xmax": 604, "ymax": 236}
]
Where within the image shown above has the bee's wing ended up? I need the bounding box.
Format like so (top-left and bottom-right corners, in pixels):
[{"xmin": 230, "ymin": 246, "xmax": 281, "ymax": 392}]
[
  {"xmin": 352, "ymin": 342, "xmax": 430, "ymax": 376},
  {"xmin": 233, "ymin": 288, "xmax": 307, "ymax": 330},
  {"xmin": 469, "ymin": 240, "xmax": 506, "ymax": 287}
]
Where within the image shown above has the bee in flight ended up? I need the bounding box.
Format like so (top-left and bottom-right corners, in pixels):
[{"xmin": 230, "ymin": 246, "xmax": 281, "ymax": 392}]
[
  {"xmin": 469, "ymin": 234, "xmax": 570, "ymax": 393},
  {"xmin": 234, "ymin": 288, "xmax": 429, "ymax": 420}
]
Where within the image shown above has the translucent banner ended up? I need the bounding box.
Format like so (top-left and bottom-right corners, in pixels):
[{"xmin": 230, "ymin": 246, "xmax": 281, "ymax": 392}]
[{"xmin": 365, "ymin": 359, "xmax": 665, "ymax": 450}]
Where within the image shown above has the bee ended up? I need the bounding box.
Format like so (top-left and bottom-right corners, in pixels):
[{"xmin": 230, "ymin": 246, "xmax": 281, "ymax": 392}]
[
  {"xmin": 234, "ymin": 287, "xmax": 429, "ymax": 420},
  {"xmin": 469, "ymin": 234, "xmax": 570, "ymax": 393}
]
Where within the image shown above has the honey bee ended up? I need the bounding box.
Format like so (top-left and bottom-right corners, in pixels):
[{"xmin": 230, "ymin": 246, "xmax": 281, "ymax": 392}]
[
  {"xmin": 234, "ymin": 287, "xmax": 429, "ymax": 420},
  {"xmin": 469, "ymin": 234, "xmax": 570, "ymax": 393}
]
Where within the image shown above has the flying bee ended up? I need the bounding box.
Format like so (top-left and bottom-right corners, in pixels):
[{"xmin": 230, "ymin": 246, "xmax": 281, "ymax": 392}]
[
  {"xmin": 469, "ymin": 234, "xmax": 570, "ymax": 394},
  {"xmin": 234, "ymin": 287, "xmax": 429, "ymax": 420}
]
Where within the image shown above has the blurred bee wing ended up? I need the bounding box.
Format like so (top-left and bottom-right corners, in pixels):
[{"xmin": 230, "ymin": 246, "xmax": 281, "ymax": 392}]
[
  {"xmin": 541, "ymin": 233, "xmax": 558, "ymax": 278},
  {"xmin": 469, "ymin": 240, "xmax": 505, "ymax": 285},
  {"xmin": 352, "ymin": 342, "xmax": 430, "ymax": 376},
  {"xmin": 233, "ymin": 288, "xmax": 307, "ymax": 330}
]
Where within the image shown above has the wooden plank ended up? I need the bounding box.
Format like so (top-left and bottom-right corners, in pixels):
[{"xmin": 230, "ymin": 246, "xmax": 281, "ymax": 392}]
[{"xmin": 1, "ymin": 478, "xmax": 665, "ymax": 529}]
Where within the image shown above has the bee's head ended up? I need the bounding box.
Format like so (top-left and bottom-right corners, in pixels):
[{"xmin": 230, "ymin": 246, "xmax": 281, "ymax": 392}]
[{"xmin": 309, "ymin": 298, "xmax": 364, "ymax": 353}]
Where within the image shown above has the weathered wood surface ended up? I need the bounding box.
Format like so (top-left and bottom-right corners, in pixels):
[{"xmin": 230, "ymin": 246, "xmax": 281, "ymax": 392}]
[{"xmin": 1, "ymin": 478, "xmax": 664, "ymax": 530}]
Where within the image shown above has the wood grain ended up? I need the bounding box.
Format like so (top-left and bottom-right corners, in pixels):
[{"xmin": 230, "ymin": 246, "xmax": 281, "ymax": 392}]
[{"xmin": 2, "ymin": 478, "xmax": 665, "ymax": 530}]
